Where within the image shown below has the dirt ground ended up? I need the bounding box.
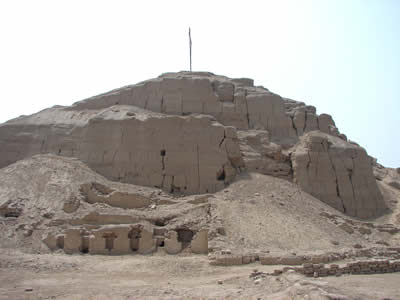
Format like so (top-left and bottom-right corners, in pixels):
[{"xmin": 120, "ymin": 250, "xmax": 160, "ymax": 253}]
[{"xmin": 1, "ymin": 249, "xmax": 399, "ymax": 300}]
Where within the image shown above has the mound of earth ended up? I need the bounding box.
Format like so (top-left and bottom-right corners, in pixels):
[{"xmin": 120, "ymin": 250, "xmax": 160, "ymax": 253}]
[{"xmin": 0, "ymin": 154, "xmax": 398, "ymax": 256}]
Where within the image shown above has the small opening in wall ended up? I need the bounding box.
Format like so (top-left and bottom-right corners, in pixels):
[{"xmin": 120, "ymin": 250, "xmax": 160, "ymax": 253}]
[
  {"xmin": 103, "ymin": 232, "xmax": 117, "ymax": 251},
  {"xmin": 155, "ymin": 219, "xmax": 166, "ymax": 227},
  {"xmin": 217, "ymin": 169, "xmax": 226, "ymax": 181},
  {"xmin": 56, "ymin": 235, "xmax": 64, "ymax": 249},
  {"xmin": 160, "ymin": 149, "xmax": 166, "ymax": 156},
  {"xmin": 159, "ymin": 241, "xmax": 165, "ymax": 247},
  {"xmin": 4, "ymin": 211, "xmax": 20, "ymax": 218},
  {"xmin": 128, "ymin": 229, "xmax": 141, "ymax": 252},
  {"xmin": 177, "ymin": 228, "xmax": 194, "ymax": 249},
  {"xmin": 80, "ymin": 236, "xmax": 89, "ymax": 254}
]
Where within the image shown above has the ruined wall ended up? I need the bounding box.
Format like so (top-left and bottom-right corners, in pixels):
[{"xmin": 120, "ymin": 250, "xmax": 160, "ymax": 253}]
[
  {"xmin": 43, "ymin": 224, "xmax": 208, "ymax": 256},
  {"xmin": 0, "ymin": 110, "xmax": 243, "ymax": 195},
  {"xmin": 291, "ymin": 132, "xmax": 386, "ymax": 218},
  {"xmin": 237, "ymin": 130, "xmax": 292, "ymax": 180},
  {"xmin": 164, "ymin": 231, "xmax": 182, "ymax": 254},
  {"xmin": 283, "ymin": 98, "xmax": 346, "ymax": 140},
  {"xmin": 65, "ymin": 73, "xmax": 348, "ymax": 142},
  {"xmin": 80, "ymin": 182, "xmax": 151, "ymax": 209},
  {"xmin": 67, "ymin": 73, "xmax": 299, "ymax": 138},
  {"xmin": 77, "ymin": 113, "xmax": 243, "ymax": 194},
  {"xmin": 0, "ymin": 72, "xmax": 384, "ymax": 218}
]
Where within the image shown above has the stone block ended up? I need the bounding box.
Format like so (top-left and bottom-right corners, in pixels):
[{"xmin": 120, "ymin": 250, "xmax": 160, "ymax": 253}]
[
  {"xmin": 191, "ymin": 229, "xmax": 208, "ymax": 254},
  {"xmin": 260, "ymin": 256, "xmax": 280, "ymax": 265},
  {"xmin": 165, "ymin": 231, "xmax": 182, "ymax": 254}
]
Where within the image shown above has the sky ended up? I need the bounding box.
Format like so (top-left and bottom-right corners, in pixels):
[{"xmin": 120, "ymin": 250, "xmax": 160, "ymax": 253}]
[{"xmin": 0, "ymin": 0, "xmax": 399, "ymax": 167}]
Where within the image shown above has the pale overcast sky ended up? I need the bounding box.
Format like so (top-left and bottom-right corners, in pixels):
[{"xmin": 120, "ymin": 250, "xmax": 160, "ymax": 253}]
[{"xmin": 0, "ymin": 0, "xmax": 399, "ymax": 167}]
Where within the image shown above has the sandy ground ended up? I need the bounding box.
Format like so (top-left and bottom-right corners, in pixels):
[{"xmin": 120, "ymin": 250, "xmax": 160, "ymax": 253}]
[{"xmin": 1, "ymin": 249, "xmax": 399, "ymax": 300}]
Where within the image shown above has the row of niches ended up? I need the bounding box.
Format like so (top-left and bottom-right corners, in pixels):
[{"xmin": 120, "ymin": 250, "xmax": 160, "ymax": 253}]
[{"xmin": 43, "ymin": 224, "xmax": 208, "ymax": 255}]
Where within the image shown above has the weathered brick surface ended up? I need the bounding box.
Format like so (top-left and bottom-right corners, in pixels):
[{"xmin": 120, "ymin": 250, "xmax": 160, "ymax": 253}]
[
  {"xmin": 289, "ymin": 259, "xmax": 400, "ymax": 277},
  {"xmin": 209, "ymin": 247, "xmax": 400, "ymax": 267},
  {"xmin": 210, "ymin": 255, "xmax": 243, "ymax": 266}
]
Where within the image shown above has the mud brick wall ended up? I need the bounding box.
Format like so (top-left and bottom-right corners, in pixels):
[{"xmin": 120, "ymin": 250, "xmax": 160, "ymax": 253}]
[
  {"xmin": 209, "ymin": 247, "xmax": 400, "ymax": 266},
  {"xmin": 291, "ymin": 260, "xmax": 400, "ymax": 277}
]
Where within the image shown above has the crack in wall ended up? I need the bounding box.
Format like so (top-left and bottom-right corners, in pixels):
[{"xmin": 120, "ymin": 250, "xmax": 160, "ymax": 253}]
[
  {"xmin": 303, "ymin": 111, "xmax": 308, "ymax": 133},
  {"xmin": 160, "ymin": 150, "xmax": 166, "ymax": 171},
  {"xmin": 327, "ymin": 149, "xmax": 346, "ymax": 214},
  {"xmin": 315, "ymin": 149, "xmax": 321, "ymax": 178},
  {"xmin": 196, "ymin": 144, "xmax": 200, "ymax": 190},
  {"xmin": 112, "ymin": 150, "xmax": 118, "ymax": 164},
  {"xmin": 244, "ymin": 90, "xmax": 250, "ymax": 128},
  {"xmin": 180, "ymin": 92, "xmax": 183, "ymax": 116},
  {"xmin": 160, "ymin": 96, "xmax": 164, "ymax": 113},
  {"xmin": 218, "ymin": 132, "xmax": 226, "ymax": 148},
  {"xmin": 120, "ymin": 127, "xmax": 126, "ymax": 146},
  {"xmin": 40, "ymin": 140, "xmax": 45, "ymax": 153},
  {"xmin": 170, "ymin": 176, "xmax": 175, "ymax": 193},
  {"xmin": 306, "ymin": 151, "xmax": 312, "ymax": 170},
  {"xmin": 349, "ymin": 157, "xmax": 356, "ymax": 216},
  {"xmin": 161, "ymin": 174, "xmax": 165, "ymax": 189},
  {"xmin": 289, "ymin": 115, "xmax": 297, "ymax": 135}
]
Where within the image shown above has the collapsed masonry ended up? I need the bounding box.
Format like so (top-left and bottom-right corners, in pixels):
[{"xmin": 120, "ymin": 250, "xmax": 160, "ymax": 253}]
[
  {"xmin": 0, "ymin": 71, "xmax": 387, "ymax": 218},
  {"xmin": 43, "ymin": 225, "xmax": 208, "ymax": 255}
]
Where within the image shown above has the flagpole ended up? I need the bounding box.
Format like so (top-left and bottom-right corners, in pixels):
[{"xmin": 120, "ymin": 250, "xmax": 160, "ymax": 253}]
[{"xmin": 189, "ymin": 27, "xmax": 192, "ymax": 72}]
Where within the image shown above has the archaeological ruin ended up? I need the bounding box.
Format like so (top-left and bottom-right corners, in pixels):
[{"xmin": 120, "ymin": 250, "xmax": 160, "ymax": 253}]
[{"xmin": 0, "ymin": 71, "xmax": 399, "ymax": 269}]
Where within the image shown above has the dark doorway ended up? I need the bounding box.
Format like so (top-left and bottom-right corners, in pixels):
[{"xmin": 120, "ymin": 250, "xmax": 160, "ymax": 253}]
[
  {"xmin": 177, "ymin": 229, "xmax": 194, "ymax": 249},
  {"xmin": 128, "ymin": 229, "xmax": 141, "ymax": 252},
  {"xmin": 80, "ymin": 235, "xmax": 90, "ymax": 253},
  {"xmin": 102, "ymin": 232, "xmax": 117, "ymax": 251},
  {"xmin": 56, "ymin": 235, "xmax": 64, "ymax": 249},
  {"xmin": 216, "ymin": 168, "xmax": 225, "ymax": 181}
]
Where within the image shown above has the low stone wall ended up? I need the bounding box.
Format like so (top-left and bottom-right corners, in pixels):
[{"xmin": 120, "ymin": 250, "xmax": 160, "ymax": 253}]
[
  {"xmin": 209, "ymin": 247, "xmax": 400, "ymax": 266},
  {"xmin": 280, "ymin": 259, "xmax": 400, "ymax": 277}
]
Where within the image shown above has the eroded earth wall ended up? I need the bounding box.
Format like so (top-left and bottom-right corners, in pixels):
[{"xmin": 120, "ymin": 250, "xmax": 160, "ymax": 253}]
[
  {"xmin": 0, "ymin": 72, "xmax": 386, "ymax": 218},
  {"xmin": 0, "ymin": 110, "xmax": 243, "ymax": 195},
  {"xmin": 291, "ymin": 132, "xmax": 386, "ymax": 218}
]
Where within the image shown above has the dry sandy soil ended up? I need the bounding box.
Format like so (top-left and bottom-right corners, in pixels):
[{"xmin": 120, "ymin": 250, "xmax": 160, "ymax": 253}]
[{"xmin": 1, "ymin": 249, "xmax": 399, "ymax": 300}]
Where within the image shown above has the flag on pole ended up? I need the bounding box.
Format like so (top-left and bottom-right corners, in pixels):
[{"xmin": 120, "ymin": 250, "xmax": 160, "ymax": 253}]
[{"xmin": 189, "ymin": 27, "xmax": 192, "ymax": 72}]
